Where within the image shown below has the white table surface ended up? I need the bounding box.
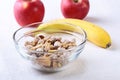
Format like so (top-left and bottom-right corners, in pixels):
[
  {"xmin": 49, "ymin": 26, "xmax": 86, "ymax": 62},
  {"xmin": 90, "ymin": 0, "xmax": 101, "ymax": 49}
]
[{"xmin": 0, "ymin": 0, "xmax": 120, "ymax": 80}]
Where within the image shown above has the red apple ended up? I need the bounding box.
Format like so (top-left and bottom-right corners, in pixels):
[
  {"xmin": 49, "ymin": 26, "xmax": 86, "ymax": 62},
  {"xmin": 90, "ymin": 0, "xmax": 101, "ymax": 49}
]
[
  {"xmin": 14, "ymin": 0, "xmax": 45, "ymax": 26},
  {"xmin": 61, "ymin": 0, "xmax": 90, "ymax": 19}
]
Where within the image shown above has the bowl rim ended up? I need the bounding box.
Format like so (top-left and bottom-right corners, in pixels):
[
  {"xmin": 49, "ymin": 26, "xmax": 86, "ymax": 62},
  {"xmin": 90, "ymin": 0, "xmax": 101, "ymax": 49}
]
[{"xmin": 13, "ymin": 22, "xmax": 87, "ymax": 59}]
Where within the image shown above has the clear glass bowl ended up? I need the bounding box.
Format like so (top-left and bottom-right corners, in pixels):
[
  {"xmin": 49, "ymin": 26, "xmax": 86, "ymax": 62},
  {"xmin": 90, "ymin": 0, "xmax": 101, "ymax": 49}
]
[{"xmin": 13, "ymin": 22, "xmax": 87, "ymax": 72}]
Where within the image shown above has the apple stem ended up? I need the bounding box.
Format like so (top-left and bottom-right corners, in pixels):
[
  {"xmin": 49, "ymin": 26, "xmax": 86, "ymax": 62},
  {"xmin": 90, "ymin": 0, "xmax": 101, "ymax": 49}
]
[{"xmin": 73, "ymin": 0, "xmax": 78, "ymax": 3}]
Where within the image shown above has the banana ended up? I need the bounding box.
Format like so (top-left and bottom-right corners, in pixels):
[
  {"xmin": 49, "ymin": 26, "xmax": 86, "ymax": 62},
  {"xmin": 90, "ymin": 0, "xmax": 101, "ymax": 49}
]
[
  {"xmin": 37, "ymin": 18, "xmax": 111, "ymax": 48},
  {"xmin": 37, "ymin": 22, "xmax": 83, "ymax": 33}
]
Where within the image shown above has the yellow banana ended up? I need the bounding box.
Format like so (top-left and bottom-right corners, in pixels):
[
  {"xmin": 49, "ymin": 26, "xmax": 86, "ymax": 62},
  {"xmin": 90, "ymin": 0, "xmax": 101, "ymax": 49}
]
[
  {"xmin": 37, "ymin": 18, "xmax": 111, "ymax": 48},
  {"xmin": 37, "ymin": 22, "xmax": 83, "ymax": 33}
]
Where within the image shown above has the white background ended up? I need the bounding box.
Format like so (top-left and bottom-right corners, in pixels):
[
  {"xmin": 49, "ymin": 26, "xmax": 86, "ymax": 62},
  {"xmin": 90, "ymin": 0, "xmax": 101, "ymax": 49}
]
[{"xmin": 0, "ymin": 0, "xmax": 120, "ymax": 80}]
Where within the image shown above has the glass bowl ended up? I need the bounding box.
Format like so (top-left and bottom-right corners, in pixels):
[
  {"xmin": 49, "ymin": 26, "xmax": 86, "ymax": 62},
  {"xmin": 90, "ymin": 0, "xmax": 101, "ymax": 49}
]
[{"xmin": 13, "ymin": 22, "xmax": 87, "ymax": 72}]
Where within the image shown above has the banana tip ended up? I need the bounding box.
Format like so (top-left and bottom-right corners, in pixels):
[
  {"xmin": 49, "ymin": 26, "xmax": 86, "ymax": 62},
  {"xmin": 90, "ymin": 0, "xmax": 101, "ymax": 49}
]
[{"xmin": 106, "ymin": 42, "xmax": 111, "ymax": 48}]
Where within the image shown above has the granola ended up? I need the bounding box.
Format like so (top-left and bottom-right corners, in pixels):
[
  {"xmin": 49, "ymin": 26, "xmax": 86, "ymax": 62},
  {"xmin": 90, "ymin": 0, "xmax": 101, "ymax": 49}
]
[{"xmin": 24, "ymin": 34, "xmax": 77, "ymax": 69}]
